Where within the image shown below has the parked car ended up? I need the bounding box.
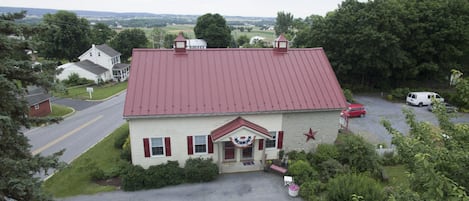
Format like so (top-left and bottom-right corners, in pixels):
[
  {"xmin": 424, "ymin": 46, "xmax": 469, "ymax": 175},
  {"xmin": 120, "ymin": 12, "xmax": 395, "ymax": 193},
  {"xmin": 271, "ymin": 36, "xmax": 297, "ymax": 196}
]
[
  {"xmin": 341, "ymin": 103, "xmax": 366, "ymax": 118},
  {"xmin": 406, "ymin": 92, "xmax": 444, "ymax": 107},
  {"xmin": 427, "ymin": 102, "xmax": 458, "ymax": 113}
]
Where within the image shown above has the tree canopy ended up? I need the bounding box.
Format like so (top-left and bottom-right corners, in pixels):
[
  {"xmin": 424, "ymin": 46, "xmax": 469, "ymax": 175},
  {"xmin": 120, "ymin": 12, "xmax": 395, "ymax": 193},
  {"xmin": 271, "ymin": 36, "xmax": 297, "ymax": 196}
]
[
  {"xmin": 37, "ymin": 10, "xmax": 91, "ymax": 61},
  {"xmin": 0, "ymin": 11, "xmax": 63, "ymax": 200},
  {"xmin": 293, "ymin": 0, "xmax": 469, "ymax": 89},
  {"xmin": 274, "ymin": 11, "xmax": 294, "ymax": 37},
  {"xmin": 90, "ymin": 23, "xmax": 116, "ymax": 45},
  {"xmin": 110, "ymin": 28, "xmax": 148, "ymax": 61},
  {"xmin": 194, "ymin": 13, "xmax": 232, "ymax": 48}
]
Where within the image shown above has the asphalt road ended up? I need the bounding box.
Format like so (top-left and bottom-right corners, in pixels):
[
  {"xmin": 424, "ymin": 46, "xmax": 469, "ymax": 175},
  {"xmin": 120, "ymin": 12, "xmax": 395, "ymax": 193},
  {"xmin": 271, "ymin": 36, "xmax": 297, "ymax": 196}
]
[
  {"xmin": 348, "ymin": 94, "xmax": 469, "ymax": 146},
  {"xmin": 51, "ymin": 97, "xmax": 102, "ymax": 111},
  {"xmin": 25, "ymin": 92, "xmax": 126, "ymax": 176}
]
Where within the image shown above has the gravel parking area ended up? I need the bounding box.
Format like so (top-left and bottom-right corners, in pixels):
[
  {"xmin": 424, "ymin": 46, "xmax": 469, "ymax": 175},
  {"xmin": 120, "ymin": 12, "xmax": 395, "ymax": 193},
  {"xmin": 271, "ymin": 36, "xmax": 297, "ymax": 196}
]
[{"xmin": 348, "ymin": 94, "xmax": 469, "ymax": 146}]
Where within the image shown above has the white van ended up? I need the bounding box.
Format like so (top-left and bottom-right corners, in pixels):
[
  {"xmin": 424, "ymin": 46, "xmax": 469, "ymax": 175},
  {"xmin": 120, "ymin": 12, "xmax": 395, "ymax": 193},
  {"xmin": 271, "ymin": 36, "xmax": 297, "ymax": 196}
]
[{"xmin": 406, "ymin": 92, "xmax": 444, "ymax": 107}]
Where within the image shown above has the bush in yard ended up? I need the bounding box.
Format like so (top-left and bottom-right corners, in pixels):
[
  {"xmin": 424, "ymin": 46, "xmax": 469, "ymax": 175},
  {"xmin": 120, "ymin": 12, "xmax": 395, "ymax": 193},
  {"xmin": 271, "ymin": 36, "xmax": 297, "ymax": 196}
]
[
  {"xmin": 145, "ymin": 161, "xmax": 184, "ymax": 188},
  {"xmin": 184, "ymin": 158, "xmax": 218, "ymax": 183},
  {"xmin": 300, "ymin": 180, "xmax": 325, "ymax": 201},
  {"xmin": 121, "ymin": 164, "xmax": 146, "ymax": 191},
  {"xmin": 288, "ymin": 160, "xmax": 317, "ymax": 185},
  {"xmin": 114, "ymin": 132, "xmax": 128, "ymax": 149},
  {"xmin": 287, "ymin": 150, "xmax": 310, "ymax": 161},
  {"xmin": 63, "ymin": 73, "xmax": 94, "ymax": 86},
  {"xmin": 326, "ymin": 173, "xmax": 385, "ymax": 201},
  {"xmin": 311, "ymin": 144, "xmax": 339, "ymax": 166},
  {"xmin": 120, "ymin": 135, "xmax": 131, "ymax": 161},
  {"xmin": 389, "ymin": 88, "xmax": 410, "ymax": 101},
  {"xmin": 317, "ymin": 159, "xmax": 348, "ymax": 182},
  {"xmin": 335, "ymin": 134, "xmax": 381, "ymax": 175},
  {"xmin": 343, "ymin": 88, "xmax": 354, "ymax": 103}
]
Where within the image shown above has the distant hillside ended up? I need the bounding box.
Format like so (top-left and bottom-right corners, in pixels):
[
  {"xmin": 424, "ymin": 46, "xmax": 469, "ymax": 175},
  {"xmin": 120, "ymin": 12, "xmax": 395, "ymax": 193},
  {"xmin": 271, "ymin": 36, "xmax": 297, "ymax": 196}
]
[{"xmin": 0, "ymin": 6, "xmax": 275, "ymax": 22}]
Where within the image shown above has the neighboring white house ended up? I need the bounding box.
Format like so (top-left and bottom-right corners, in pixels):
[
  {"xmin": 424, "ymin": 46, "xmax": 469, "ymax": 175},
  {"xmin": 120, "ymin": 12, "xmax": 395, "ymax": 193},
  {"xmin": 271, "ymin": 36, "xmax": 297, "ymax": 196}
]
[
  {"xmin": 57, "ymin": 44, "xmax": 130, "ymax": 83},
  {"xmin": 249, "ymin": 36, "xmax": 265, "ymax": 45},
  {"xmin": 186, "ymin": 39, "xmax": 207, "ymax": 49},
  {"xmin": 123, "ymin": 33, "xmax": 347, "ymax": 173}
]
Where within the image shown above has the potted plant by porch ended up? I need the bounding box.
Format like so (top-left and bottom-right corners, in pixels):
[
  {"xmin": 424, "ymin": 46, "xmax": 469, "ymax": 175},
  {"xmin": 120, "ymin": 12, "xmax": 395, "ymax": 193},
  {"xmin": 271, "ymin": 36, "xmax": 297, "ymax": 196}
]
[{"xmin": 288, "ymin": 183, "xmax": 299, "ymax": 197}]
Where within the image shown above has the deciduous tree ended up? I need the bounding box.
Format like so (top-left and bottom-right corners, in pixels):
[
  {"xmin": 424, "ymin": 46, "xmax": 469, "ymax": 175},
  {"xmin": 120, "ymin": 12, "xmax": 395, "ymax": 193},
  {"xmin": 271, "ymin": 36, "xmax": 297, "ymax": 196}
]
[
  {"xmin": 90, "ymin": 23, "xmax": 116, "ymax": 45},
  {"xmin": 194, "ymin": 13, "xmax": 232, "ymax": 48},
  {"xmin": 37, "ymin": 10, "xmax": 91, "ymax": 61},
  {"xmin": 110, "ymin": 28, "xmax": 148, "ymax": 61}
]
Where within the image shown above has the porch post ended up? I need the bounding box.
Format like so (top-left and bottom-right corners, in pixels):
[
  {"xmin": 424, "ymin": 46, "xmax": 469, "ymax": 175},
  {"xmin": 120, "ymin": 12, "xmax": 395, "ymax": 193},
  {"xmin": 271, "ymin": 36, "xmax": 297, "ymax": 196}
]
[
  {"xmin": 262, "ymin": 139, "xmax": 266, "ymax": 170},
  {"xmin": 217, "ymin": 142, "xmax": 222, "ymax": 174}
]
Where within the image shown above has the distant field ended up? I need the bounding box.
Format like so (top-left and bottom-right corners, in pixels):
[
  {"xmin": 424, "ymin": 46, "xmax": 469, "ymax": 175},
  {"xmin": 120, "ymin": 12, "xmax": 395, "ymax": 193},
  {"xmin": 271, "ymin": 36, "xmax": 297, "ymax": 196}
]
[{"xmin": 142, "ymin": 24, "xmax": 275, "ymax": 45}]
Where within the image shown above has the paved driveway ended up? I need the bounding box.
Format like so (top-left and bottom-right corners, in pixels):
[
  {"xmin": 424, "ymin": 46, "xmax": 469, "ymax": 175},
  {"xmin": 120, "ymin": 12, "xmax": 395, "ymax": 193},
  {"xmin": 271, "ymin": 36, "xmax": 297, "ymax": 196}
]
[
  {"xmin": 348, "ymin": 94, "xmax": 469, "ymax": 146},
  {"xmin": 59, "ymin": 172, "xmax": 302, "ymax": 201}
]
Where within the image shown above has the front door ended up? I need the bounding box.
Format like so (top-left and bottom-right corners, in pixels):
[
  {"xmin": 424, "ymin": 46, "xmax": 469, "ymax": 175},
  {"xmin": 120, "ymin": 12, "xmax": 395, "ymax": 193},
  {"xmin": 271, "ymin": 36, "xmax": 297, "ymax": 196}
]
[
  {"xmin": 242, "ymin": 144, "xmax": 253, "ymax": 159},
  {"xmin": 224, "ymin": 141, "xmax": 235, "ymax": 160}
]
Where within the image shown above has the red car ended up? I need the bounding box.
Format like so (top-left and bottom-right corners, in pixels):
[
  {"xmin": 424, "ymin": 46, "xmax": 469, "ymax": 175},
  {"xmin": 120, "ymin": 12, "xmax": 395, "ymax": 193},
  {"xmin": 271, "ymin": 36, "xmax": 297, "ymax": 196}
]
[{"xmin": 341, "ymin": 103, "xmax": 366, "ymax": 118}]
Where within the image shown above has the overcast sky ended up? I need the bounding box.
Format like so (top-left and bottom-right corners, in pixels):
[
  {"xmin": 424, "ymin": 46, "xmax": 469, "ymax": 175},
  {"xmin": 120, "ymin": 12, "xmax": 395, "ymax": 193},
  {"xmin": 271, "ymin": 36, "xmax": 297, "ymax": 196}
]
[{"xmin": 1, "ymin": 0, "xmax": 349, "ymax": 18}]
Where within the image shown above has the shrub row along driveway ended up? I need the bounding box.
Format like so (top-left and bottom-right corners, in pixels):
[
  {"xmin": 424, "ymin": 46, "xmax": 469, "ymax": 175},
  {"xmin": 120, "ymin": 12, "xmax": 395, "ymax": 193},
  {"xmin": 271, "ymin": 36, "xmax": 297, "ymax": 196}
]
[
  {"xmin": 349, "ymin": 94, "xmax": 469, "ymax": 146},
  {"xmin": 59, "ymin": 172, "xmax": 302, "ymax": 201}
]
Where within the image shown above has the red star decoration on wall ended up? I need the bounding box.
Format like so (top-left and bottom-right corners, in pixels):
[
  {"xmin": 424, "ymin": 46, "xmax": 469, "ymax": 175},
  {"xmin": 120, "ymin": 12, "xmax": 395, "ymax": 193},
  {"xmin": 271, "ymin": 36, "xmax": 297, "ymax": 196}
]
[{"xmin": 304, "ymin": 128, "xmax": 317, "ymax": 142}]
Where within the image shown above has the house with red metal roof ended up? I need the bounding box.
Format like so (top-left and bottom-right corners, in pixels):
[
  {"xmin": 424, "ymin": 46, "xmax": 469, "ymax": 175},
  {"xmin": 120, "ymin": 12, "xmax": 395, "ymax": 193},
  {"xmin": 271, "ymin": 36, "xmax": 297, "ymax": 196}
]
[{"xmin": 123, "ymin": 33, "xmax": 347, "ymax": 173}]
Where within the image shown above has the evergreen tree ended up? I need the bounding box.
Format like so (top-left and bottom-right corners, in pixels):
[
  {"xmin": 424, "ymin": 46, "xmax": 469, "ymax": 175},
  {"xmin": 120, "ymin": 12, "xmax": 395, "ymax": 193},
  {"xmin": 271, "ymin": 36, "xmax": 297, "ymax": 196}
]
[{"xmin": 0, "ymin": 11, "xmax": 63, "ymax": 200}]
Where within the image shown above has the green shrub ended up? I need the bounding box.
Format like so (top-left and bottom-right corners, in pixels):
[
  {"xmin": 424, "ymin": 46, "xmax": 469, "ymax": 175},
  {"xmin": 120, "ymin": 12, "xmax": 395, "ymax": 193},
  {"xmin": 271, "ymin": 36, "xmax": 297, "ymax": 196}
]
[
  {"xmin": 287, "ymin": 150, "xmax": 309, "ymax": 161},
  {"xmin": 312, "ymin": 144, "xmax": 339, "ymax": 166},
  {"xmin": 386, "ymin": 94, "xmax": 393, "ymax": 101},
  {"xmin": 390, "ymin": 88, "xmax": 410, "ymax": 101},
  {"xmin": 343, "ymin": 88, "xmax": 354, "ymax": 103},
  {"xmin": 121, "ymin": 165, "xmax": 146, "ymax": 191},
  {"xmin": 114, "ymin": 132, "xmax": 129, "ymax": 149},
  {"xmin": 184, "ymin": 158, "xmax": 218, "ymax": 183},
  {"xmin": 120, "ymin": 135, "xmax": 131, "ymax": 161},
  {"xmin": 63, "ymin": 73, "xmax": 94, "ymax": 86},
  {"xmin": 145, "ymin": 161, "xmax": 184, "ymax": 188},
  {"xmin": 335, "ymin": 134, "xmax": 381, "ymax": 175},
  {"xmin": 300, "ymin": 180, "xmax": 325, "ymax": 201},
  {"xmin": 288, "ymin": 160, "xmax": 317, "ymax": 185},
  {"xmin": 318, "ymin": 159, "xmax": 348, "ymax": 182},
  {"xmin": 326, "ymin": 174, "xmax": 385, "ymax": 201},
  {"xmin": 380, "ymin": 150, "xmax": 401, "ymax": 166}
]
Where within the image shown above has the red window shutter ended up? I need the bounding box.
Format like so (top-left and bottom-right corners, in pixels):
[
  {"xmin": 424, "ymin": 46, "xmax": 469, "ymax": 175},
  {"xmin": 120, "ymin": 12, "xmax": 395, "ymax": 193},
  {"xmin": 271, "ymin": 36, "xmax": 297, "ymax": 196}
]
[
  {"xmin": 258, "ymin": 139, "xmax": 264, "ymax": 150},
  {"xmin": 277, "ymin": 131, "xmax": 284, "ymax": 149},
  {"xmin": 187, "ymin": 136, "xmax": 193, "ymax": 155},
  {"xmin": 208, "ymin": 135, "xmax": 214, "ymax": 154},
  {"xmin": 165, "ymin": 137, "xmax": 171, "ymax": 156},
  {"xmin": 143, "ymin": 138, "xmax": 150, "ymax": 157}
]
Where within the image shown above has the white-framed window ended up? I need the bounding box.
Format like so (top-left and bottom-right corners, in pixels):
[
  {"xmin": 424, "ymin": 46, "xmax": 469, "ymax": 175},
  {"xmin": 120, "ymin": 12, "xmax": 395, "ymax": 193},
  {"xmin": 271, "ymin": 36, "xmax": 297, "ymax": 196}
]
[
  {"xmin": 150, "ymin": 137, "xmax": 165, "ymax": 156},
  {"xmin": 266, "ymin": 131, "xmax": 277, "ymax": 148},
  {"xmin": 194, "ymin": 135, "xmax": 207, "ymax": 154},
  {"xmin": 89, "ymin": 52, "xmax": 92, "ymax": 57},
  {"xmin": 98, "ymin": 52, "xmax": 101, "ymax": 56},
  {"xmin": 34, "ymin": 104, "xmax": 40, "ymax": 110}
]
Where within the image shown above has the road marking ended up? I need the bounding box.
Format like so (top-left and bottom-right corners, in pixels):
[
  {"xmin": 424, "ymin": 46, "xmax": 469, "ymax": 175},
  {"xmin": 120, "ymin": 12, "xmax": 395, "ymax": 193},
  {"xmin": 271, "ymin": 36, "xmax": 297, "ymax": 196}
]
[{"xmin": 31, "ymin": 115, "xmax": 104, "ymax": 155}]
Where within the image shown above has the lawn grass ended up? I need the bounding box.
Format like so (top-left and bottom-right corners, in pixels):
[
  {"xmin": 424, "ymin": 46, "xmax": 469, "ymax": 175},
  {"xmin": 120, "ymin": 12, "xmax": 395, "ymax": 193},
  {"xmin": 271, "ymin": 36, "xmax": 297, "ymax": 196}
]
[
  {"xmin": 49, "ymin": 104, "xmax": 74, "ymax": 117},
  {"xmin": 42, "ymin": 123, "xmax": 129, "ymax": 198},
  {"xmin": 383, "ymin": 165, "xmax": 409, "ymax": 187},
  {"xmin": 54, "ymin": 82, "xmax": 127, "ymax": 100}
]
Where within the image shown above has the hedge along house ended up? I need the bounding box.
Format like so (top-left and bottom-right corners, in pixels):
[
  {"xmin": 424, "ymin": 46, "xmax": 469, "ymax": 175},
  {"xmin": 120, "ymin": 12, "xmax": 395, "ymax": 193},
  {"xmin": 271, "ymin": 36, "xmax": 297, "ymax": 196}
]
[{"xmin": 123, "ymin": 33, "xmax": 347, "ymax": 173}]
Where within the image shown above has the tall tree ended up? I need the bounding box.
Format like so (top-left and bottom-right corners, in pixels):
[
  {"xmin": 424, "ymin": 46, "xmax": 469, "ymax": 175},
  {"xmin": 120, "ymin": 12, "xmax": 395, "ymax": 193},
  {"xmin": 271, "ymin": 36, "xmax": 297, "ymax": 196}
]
[
  {"xmin": 37, "ymin": 11, "xmax": 91, "ymax": 61},
  {"xmin": 110, "ymin": 28, "xmax": 148, "ymax": 61},
  {"xmin": 274, "ymin": 11, "xmax": 294, "ymax": 36},
  {"xmin": 194, "ymin": 13, "xmax": 232, "ymax": 48},
  {"xmin": 0, "ymin": 11, "xmax": 63, "ymax": 201},
  {"xmin": 150, "ymin": 27, "xmax": 166, "ymax": 48},
  {"xmin": 90, "ymin": 23, "xmax": 116, "ymax": 45}
]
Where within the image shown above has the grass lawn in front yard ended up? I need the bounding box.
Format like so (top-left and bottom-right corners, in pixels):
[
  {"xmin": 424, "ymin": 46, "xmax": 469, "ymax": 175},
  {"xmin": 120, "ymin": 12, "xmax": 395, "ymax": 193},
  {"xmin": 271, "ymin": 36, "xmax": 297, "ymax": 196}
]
[
  {"xmin": 54, "ymin": 81, "xmax": 127, "ymax": 100},
  {"xmin": 42, "ymin": 123, "xmax": 129, "ymax": 198},
  {"xmin": 49, "ymin": 104, "xmax": 74, "ymax": 117},
  {"xmin": 383, "ymin": 165, "xmax": 409, "ymax": 188}
]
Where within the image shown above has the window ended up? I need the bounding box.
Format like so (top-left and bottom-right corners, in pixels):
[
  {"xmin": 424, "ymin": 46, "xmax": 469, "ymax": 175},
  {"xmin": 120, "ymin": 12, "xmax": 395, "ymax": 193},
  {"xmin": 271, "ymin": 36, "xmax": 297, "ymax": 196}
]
[
  {"xmin": 34, "ymin": 104, "xmax": 40, "ymax": 110},
  {"xmin": 98, "ymin": 52, "xmax": 101, "ymax": 56},
  {"xmin": 89, "ymin": 52, "xmax": 92, "ymax": 57},
  {"xmin": 224, "ymin": 142, "xmax": 235, "ymax": 160},
  {"xmin": 194, "ymin": 135, "xmax": 207, "ymax": 153},
  {"xmin": 266, "ymin": 131, "xmax": 277, "ymax": 148},
  {"xmin": 151, "ymin": 137, "xmax": 164, "ymax": 156}
]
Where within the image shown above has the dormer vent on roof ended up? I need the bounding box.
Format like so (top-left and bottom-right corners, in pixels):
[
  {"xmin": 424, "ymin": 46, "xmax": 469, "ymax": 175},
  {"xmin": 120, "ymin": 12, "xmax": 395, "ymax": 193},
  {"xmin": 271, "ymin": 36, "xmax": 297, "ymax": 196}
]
[
  {"xmin": 174, "ymin": 32, "xmax": 187, "ymax": 53},
  {"xmin": 273, "ymin": 34, "xmax": 288, "ymax": 53}
]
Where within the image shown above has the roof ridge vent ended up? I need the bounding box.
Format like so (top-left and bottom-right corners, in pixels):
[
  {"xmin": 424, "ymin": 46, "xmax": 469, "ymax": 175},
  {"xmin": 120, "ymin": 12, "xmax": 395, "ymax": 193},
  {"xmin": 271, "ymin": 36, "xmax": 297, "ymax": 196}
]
[
  {"xmin": 273, "ymin": 34, "xmax": 288, "ymax": 53},
  {"xmin": 174, "ymin": 32, "xmax": 187, "ymax": 53}
]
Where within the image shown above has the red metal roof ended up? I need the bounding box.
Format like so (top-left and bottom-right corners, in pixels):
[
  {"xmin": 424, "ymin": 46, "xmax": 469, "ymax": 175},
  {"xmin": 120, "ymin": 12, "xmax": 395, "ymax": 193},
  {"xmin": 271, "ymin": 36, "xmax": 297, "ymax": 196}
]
[
  {"xmin": 210, "ymin": 117, "xmax": 270, "ymax": 141},
  {"xmin": 124, "ymin": 47, "xmax": 347, "ymax": 118}
]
